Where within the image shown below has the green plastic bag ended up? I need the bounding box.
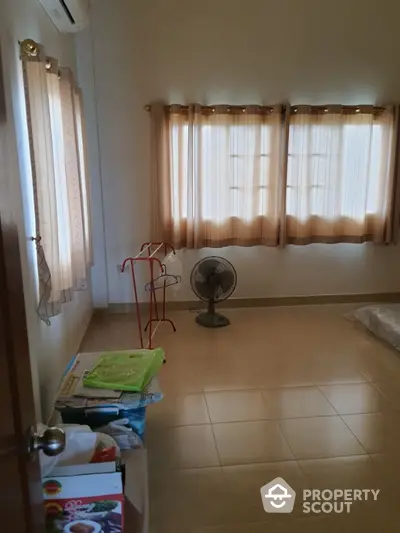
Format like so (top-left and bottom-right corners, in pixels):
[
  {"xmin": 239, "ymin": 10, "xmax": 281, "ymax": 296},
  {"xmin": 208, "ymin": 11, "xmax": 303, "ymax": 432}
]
[{"xmin": 83, "ymin": 348, "xmax": 165, "ymax": 392}]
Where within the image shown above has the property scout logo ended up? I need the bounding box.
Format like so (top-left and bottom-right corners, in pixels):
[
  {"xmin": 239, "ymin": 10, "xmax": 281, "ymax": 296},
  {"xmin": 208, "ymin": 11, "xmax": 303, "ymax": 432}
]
[{"xmin": 260, "ymin": 478, "xmax": 380, "ymax": 514}]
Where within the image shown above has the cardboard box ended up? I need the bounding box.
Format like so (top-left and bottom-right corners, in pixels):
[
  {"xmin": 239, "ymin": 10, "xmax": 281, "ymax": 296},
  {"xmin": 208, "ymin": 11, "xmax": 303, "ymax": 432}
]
[
  {"xmin": 43, "ymin": 472, "xmax": 124, "ymax": 533},
  {"xmin": 49, "ymin": 461, "xmax": 116, "ymax": 477}
]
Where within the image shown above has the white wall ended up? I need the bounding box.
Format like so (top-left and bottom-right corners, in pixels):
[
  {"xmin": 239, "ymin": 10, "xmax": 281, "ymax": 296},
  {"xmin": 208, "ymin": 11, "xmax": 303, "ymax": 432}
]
[
  {"xmin": 0, "ymin": 0, "xmax": 93, "ymax": 420},
  {"xmin": 77, "ymin": 0, "xmax": 400, "ymax": 305}
]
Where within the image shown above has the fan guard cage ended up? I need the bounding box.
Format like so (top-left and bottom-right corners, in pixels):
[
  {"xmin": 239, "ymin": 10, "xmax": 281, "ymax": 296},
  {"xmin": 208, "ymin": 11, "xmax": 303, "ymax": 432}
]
[{"xmin": 190, "ymin": 256, "xmax": 237, "ymax": 302}]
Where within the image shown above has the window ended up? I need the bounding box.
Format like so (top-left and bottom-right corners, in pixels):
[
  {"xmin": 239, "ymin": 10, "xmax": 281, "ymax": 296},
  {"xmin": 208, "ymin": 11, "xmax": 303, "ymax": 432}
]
[
  {"xmin": 153, "ymin": 104, "xmax": 284, "ymax": 248},
  {"xmin": 151, "ymin": 103, "xmax": 398, "ymax": 249},
  {"xmin": 286, "ymin": 106, "xmax": 395, "ymax": 244},
  {"xmin": 20, "ymin": 40, "xmax": 92, "ymax": 322},
  {"xmin": 171, "ymin": 121, "xmax": 274, "ymax": 222}
]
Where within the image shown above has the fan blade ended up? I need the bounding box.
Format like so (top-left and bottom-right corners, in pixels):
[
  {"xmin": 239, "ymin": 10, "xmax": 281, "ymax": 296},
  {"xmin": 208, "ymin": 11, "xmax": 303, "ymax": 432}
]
[
  {"xmin": 195, "ymin": 280, "xmax": 217, "ymax": 300},
  {"xmin": 191, "ymin": 257, "xmax": 237, "ymax": 302},
  {"xmin": 197, "ymin": 258, "xmax": 221, "ymax": 279},
  {"xmin": 215, "ymin": 270, "xmax": 235, "ymax": 299},
  {"xmin": 214, "ymin": 283, "xmax": 224, "ymax": 300}
]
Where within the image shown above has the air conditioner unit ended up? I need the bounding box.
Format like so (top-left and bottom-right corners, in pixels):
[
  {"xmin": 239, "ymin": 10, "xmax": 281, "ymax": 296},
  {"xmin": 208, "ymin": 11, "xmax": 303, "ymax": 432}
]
[{"xmin": 38, "ymin": 0, "xmax": 89, "ymax": 33}]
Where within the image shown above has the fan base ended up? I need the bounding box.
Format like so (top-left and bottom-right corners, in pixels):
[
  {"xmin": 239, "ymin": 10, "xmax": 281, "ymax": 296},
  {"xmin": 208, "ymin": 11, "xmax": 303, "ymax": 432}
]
[{"xmin": 196, "ymin": 312, "xmax": 230, "ymax": 328}]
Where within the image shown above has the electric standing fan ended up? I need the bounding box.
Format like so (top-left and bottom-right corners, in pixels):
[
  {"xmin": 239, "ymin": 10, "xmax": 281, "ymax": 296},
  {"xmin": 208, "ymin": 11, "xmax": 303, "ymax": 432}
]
[{"xmin": 190, "ymin": 256, "xmax": 237, "ymax": 327}]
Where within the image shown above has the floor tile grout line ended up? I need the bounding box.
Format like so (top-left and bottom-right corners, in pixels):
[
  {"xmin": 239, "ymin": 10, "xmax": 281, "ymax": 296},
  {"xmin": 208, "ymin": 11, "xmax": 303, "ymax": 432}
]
[
  {"xmin": 359, "ymin": 369, "xmax": 375, "ymax": 382},
  {"xmin": 148, "ymin": 454, "xmax": 379, "ymax": 487},
  {"xmin": 168, "ymin": 379, "xmax": 372, "ymax": 395},
  {"xmin": 276, "ymin": 419, "xmax": 297, "ymax": 463},
  {"xmin": 217, "ymin": 450, "xmax": 372, "ymax": 467},
  {"xmin": 278, "ymin": 413, "xmax": 370, "ymax": 461},
  {"xmin": 147, "ymin": 410, "xmax": 399, "ymax": 431},
  {"xmin": 203, "ymin": 391, "xmax": 223, "ymax": 467},
  {"xmin": 210, "ymin": 413, "xmax": 342, "ymax": 425},
  {"xmin": 315, "ymin": 384, "xmax": 345, "ymax": 417},
  {"xmin": 169, "ymin": 452, "xmax": 372, "ymax": 473},
  {"xmin": 369, "ymin": 381, "xmax": 399, "ymax": 410},
  {"xmin": 159, "ymin": 384, "xmax": 381, "ymax": 398},
  {"xmin": 337, "ymin": 412, "xmax": 370, "ymax": 456},
  {"xmin": 315, "ymin": 381, "xmax": 396, "ymax": 416},
  {"xmin": 295, "ymin": 455, "xmax": 310, "ymax": 481}
]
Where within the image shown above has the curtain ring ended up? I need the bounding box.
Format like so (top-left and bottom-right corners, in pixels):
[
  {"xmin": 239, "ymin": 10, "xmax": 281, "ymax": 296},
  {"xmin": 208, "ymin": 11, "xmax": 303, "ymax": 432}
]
[{"xmin": 19, "ymin": 39, "xmax": 40, "ymax": 59}]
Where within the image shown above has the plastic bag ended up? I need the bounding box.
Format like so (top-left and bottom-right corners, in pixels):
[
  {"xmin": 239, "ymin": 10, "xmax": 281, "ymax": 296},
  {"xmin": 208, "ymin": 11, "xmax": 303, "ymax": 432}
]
[
  {"xmin": 351, "ymin": 304, "xmax": 400, "ymax": 351},
  {"xmin": 83, "ymin": 348, "xmax": 165, "ymax": 392},
  {"xmin": 95, "ymin": 418, "xmax": 144, "ymax": 450},
  {"xmin": 163, "ymin": 251, "xmax": 183, "ymax": 295},
  {"xmin": 60, "ymin": 406, "xmax": 147, "ymax": 439},
  {"xmin": 117, "ymin": 376, "xmax": 163, "ymax": 408}
]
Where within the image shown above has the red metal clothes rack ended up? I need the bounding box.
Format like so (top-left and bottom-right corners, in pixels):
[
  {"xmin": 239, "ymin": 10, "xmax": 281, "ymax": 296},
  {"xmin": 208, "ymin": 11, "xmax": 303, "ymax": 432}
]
[{"xmin": 121, "ymin": 242, "xmax": 177, "ymax": 349}]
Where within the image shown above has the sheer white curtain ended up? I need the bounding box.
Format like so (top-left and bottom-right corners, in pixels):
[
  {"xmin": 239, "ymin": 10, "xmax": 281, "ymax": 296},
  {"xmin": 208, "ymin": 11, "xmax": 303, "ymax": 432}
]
[
  {"xmin": 285, "ymin": 106, "xmax": 398, "ymax": 244},
  {"xmin": 151, "ymin": 103, "xmax": 399, "ymax": 249},
  {"xmin": 151, "ymin": 104, "xmax": 285, "ymax": 248},
  {"xmin": 59, "ymin": 67, "xmax": 89, "ymax": 287},
  {"xmin": 73, "ymin": 87, "xmax": 93, "ymax": 265},
  {"xmin": 22, "ymin": 44, "xmax": 91, "ymax": 322}
]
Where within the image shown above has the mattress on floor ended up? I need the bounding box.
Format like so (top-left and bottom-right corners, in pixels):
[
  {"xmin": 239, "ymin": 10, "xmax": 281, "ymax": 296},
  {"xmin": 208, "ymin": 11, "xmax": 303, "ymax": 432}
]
[{"xmin": 353, "ymin": 304, "xmax": 400, "ymax": 351}]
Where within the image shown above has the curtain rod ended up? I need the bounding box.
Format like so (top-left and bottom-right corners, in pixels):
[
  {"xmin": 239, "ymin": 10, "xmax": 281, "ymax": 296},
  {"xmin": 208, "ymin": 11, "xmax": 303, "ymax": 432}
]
[
  {"xmin": 144, "ymin": 103, "xmax": 388, "ymax": 114},
  {"xmin": 144, "ymin": 104, "xmax": 277, "ymax": 112},
  {"xmin": 19, "ymin": 39, "xmax": 69, "ymax": 80}
]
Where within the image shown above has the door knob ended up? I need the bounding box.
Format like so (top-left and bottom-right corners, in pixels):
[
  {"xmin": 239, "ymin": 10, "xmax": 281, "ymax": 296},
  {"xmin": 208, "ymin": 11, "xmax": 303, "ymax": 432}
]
[{"xmin": 29, "ymin": 426, "xmax": 66, "ymax": 456}]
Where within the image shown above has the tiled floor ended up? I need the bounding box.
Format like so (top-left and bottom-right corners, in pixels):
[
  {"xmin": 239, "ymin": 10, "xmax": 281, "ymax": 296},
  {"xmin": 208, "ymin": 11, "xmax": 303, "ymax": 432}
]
[{"xmin": 81, "ymin": 305, "xmax": 400, "ymax": 532}]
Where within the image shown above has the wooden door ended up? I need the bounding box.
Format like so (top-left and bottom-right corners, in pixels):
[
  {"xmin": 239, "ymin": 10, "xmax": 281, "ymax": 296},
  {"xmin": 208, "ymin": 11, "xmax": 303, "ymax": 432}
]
[{"xmin": 0, "ymin": 39, "xmax": 45, "ymax": 532}]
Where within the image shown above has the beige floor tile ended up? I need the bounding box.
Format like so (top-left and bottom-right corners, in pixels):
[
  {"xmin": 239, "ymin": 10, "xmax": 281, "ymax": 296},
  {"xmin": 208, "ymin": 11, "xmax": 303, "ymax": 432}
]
[
  {"xmin": 278, "ymin": 516, "xmax": 356, "ymax": 533},
  {"xmin": 193, "ymin": 523, "xmax": 276, "ymax": 533},
  {"xmin": 158, "ymin": 359, "xmax": 211, "ymax": 394},
  {"xmin": 213, "ymin": 421, "xmax": 294, "ymax": 465},
  {"xmin": 203, "ymin": 363, "xmax": 266, "ymax": 391},
  {"xmin": 280, "ymin": 416, "xmax": 366, "ymax": 459},
  {"xmin": 298, "ymin": 455, "xmax": 375, "ymax": 488},
  {"xmin": 369, "ymin": 453, "xmax": 400, "ymax": 496},
  {"xmin": 222, "ymin": 460, "xmax": 306, "ymax": 520},
  {"xmin": 342, "ymin": 412, "xmax": 400, "ymax": 454},
  {"xmin": 283, "ymin": 513, "xmax": 400, "ymax": 533},
  {"xmin": 193, "ymin": 522, "xmax": 283, "ymax": 533},
  {"xmin": 150, "ymin": 465, "xmax": 300, "ymax": 531},
  {"xmin": 357, "ymin": 353, "xmax": 400, "ymax": 383},
  {"xmin": 261, "ymin": 364, "xmax": 316, "ymax": 388},
  {"xmin": 262, "ymin": 386, "xmax": 336, "ymax": 418},
  {"xmin": 369, "ymin": 451, "xmax": 400, "ymax": 471},
  {"xmin": 80, "ymin": 305, "xmax": 400, "ymax": 532},
  {"xmin": 222, "ymin": 460, "xmax": 304, "ymax": 490},
  {"xmin": 311, "ymin": 366, "xmax": 368, "ymax": 385},
  {"xmin": 147, "ymin": 393, "xmax": 210, "ymax": 427},
  {"xmin": 147, "ymin": 424, "xmax": 220, "ymax": 470},
  {"xmin": 205, "ymin": 390, "xmax": 269, "ymax": 423},
  {"xmin": 171, "ymin": 425, "xmax": 220, "ymax": 468},
  {"xmin": 342, "ymin": 515, "xmax": 400, "ymax": 533},
  {"xmin": 318, "ymin": 383, "xmax": 390, "ymax": 414},
  {"xmin": 80, "ymin": 314, "xmax": 142, "ymax": 351},
  {"xmin": 372, "ymin": 380, "xmax": 400, "ymax": 410},
  {"xmin": 150, "ymin": 467, "xmax": 228, "ymax": 530}
]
